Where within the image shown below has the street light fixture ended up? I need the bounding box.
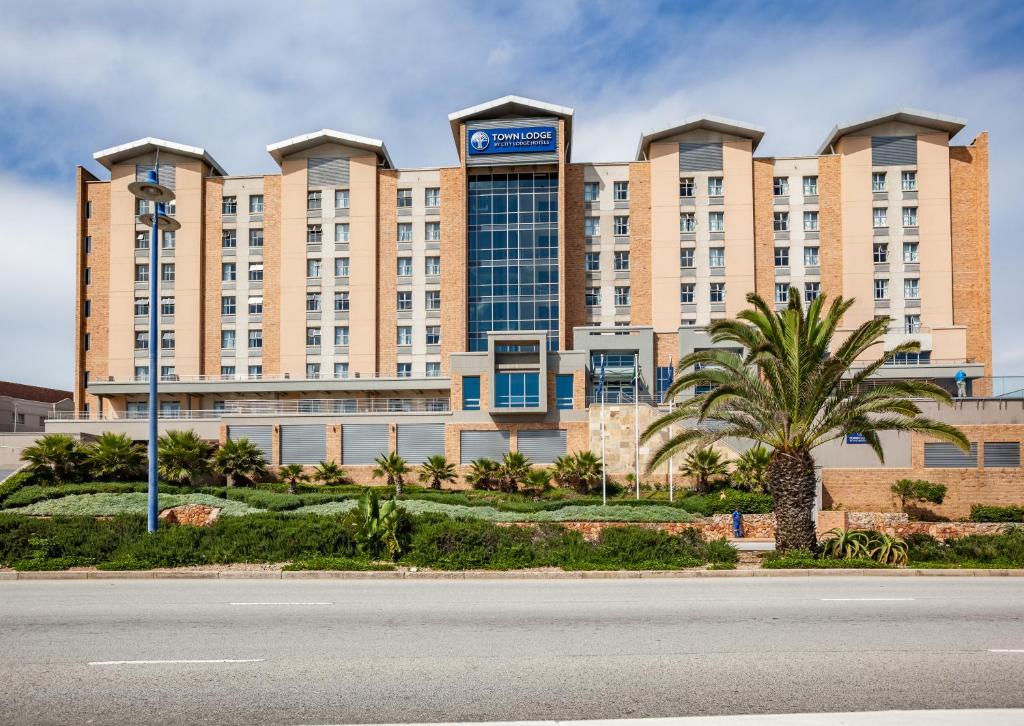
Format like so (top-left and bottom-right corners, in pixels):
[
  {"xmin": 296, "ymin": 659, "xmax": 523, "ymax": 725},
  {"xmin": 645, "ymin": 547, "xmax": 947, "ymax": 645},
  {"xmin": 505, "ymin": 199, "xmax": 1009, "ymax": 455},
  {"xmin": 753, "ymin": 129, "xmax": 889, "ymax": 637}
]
[{"xmin": 127, "ymin": 167, "xmax": 179, "ymax": 532}]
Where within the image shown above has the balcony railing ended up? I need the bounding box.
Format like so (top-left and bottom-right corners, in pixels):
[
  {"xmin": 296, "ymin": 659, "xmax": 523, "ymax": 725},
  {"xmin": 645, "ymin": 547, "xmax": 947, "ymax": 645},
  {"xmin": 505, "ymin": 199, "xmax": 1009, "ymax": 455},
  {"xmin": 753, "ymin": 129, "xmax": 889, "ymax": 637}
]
[{"xmin": 96, "ymin": 372, "xmax": 450, "ymax": 384}]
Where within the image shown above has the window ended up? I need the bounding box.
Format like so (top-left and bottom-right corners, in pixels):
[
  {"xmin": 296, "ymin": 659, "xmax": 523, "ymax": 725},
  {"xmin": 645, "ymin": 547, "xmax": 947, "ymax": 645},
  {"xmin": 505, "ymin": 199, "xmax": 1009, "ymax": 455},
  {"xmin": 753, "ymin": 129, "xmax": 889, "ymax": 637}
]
[
  {"xmin": 803, "ymin": 175, "xmax": 818, "ymax": 196},
  {"xmin": 334, "ymin": 257, "xmax": 349, "ymax": 277},
  {"xmin": 306, "ymin": 327, "xmax": 321, "ymax": 347},
  {"xmin": 397, "ymin": 362, "xmax": 412, "ymax": 378},
  {"xmin": 307, "ymin": 190, "xmax": 322, "ymax": 211},
  {"xmin": 134, "ymin": 331, "xmax": 149, "ymax": 350},
  {"xmin": 85, "ymin": 201, "xmax": 92, "ymax": 218},
  {"xmin": 222, "ymin": 196, "xmax": 237, "ymax": 215},
  {"xmin": 680, "ymin": 212, "xmax": 696, "ymax": 232},
  {"xmin": 613, "ymin": 181, "xmax": 629, "ymax": 201},
  {"xmin": 462, "ymin": 376, "xmax": 481, "ymax": 410},
  {"xmin": 160, "ymin": 296, "xmax": 174, "ymax": 315},
  {"xmin": 874, "ymin": 278, "xmax": 889, "ymax": 300},
  {"xmin": 614, "ymin": 286, "xmax": 631, "ymax": 306},
  {"xmin": 306, "ymin": 259, "xmax": 321, "ymax": 278},
  {"xmin": 397, "ymin": 189, "xmax": 412, "ymax": 208},
  {"xmin": 804, "ymin": 246, "xmax": 820, "ymax": 266},
  {"xmin": 334, "ymin": 326, "xmax": 349, "ymax": 346},
  {"xmin": 135, "ymin": 298, "xmax": 149, "ymax": 316},
  {"xmin": 680, "ymin": 283, "xmax": 695, "ymax": 304},
  {"xmin": 556, "ymin": 374, "xmax": 574, "ymax": 409},
  {"xmin": 307, "ymin": 224, "xmax": 322, "ymax": 244},
  {"xmin": 872, "ymin": 172, "xmax": 886, "ymax": 192},
  {"xmin": 709, "ymin": 247, "xmax": 725, "ymax": 268},
  {"xmin": 160, "ymin": 330, "xmax": 175, "ymax": 350},
  {"xmin": 398, "ymin": 223, "xmax": 413, "ymax": 242},
  {"xmin": 873, "ymin": 208, "xmax": 888, "ymax": 228},
  {"xmin": 710, "ymin": 282, "xmax": 725, "ymax": 303},
  {"xmin": 160, "ymin": 264, "xmax": 175, "ymax": 282},
  {"xmin": 609, "ymin": 215, "xmax": 628, "ymax": 236},
  {"xmin": 397, "ymin": 257, "xmax": 413, "ymax": 277},
  {"xmin": 709, "ymin": 211, "xmax": 724, "ymax": 232},
  {"xmin": 161, "ymin": 231, "xmax": 176, "ymax": 249},
  {"xmin": 334, "ymin": 291, "xmax": 349, "ymax": 312},
  {"xmin": 249, "ymin": 195, "xmax": 263, "ymax": 214},
  {"xmin": 873, "ymin": 242, "xmax": 889, "ymax": 263},
  {"xmin": 221, "ymin": 296, "xmax": 236, "ymax": 315},
  {"xmin": 773, "ymin": 211, "xmax": 789, "ymax": 232},
  {"xmin": 425, "ymin": 290, "xmax": 440, "ymax": 310},
  {"xmin": 397, "ymin": 291, "xmax": 412, "ymax": 311},
  {"xmin": 773, "ymin": 177, "xmax": 789, "ymax": 196},
  {"xmin": 614, "ymin": 251, "xmax": 630, "ymax": 271},
  {"xmin": 333, "ymin": 362, "xmax": 348, "ymax": 379},
  {"xmin": 306, "ymin": 363, "xmax": 321, "ymax": 380},
  {"xmin": 335, "ymin": 223, "xmax": 350, "ymax": 243},
  {"xmin": 219, "ymin": 367, "xmax": 235, "ymax": 381},
  {"xmin": 902, "ymin": 206, "xmax": 918, "ymax": 227},
  {"xmin": 679, "ymin": 177, "xmax": 695, "ymax": 197},
  {"xmin": 583, "ymin": 182, "xmax": 599, "ymax": 201},
  {"xmin": 708, "ymin": 177, "xmax": 724, "ymax": 196},
  {"xmin": 221, "ymin": 329, "xmax": 236, "ymax": 349},
  {"xmin": 135, "ymin": 231, "xmax": 149, "ymax": 250},
  {"xmin": 905, "ymin": 314, "xmax": 921, "ymax": 333},
  {"xmin": 494, "ymin": 371, "xmax": 540, "ymax": 408},
  {"xmin": 425, "ymin": 256, "xmax": 440, "ymax": 276},
  {"xmin": 248, "ymin": 329, "xmax": 263, "ymax": 349},
  {"xmin": 249, "ymin": 262, "xmax": 264, "ymax": 282},
  {"xmin": 84, "ymin": 299, "xmax": 91, "ymax": 317},
  {"xmin": 904, "ymin": 278, "xmax": 920, "ymax": 300},
  {"xmin": 397, "ymin": 326, "xmax": 412, "ymax": 346},
  {"xmin": 248, "ymin": 296, "xmax": 263, "ymax": 314},
  {"xmin": 426, "ymin": 325, "xmax": 440, "ymax": 345},
  {"xmin": 306, "ymin": 292, "xmax": 321, "ymax": 312},
  {"xmin": 584, "ymin": 217, "xmax": 600, "ymax": 236},
  {"xmin": 159, "ymin": 366, "xmax": 176, "ymax": 382},
  {"xmin": 585, "ymin": 288, "xmax": 601, "ymax": 307},
  {"xmin": 222, "ymin": 262, "xmax": 237, "ymax": 281},
  {"xmin": 805, "ymin": 282, "xmax": 820, "ymax": 302},
  {"xmin": 426, "ymin": 362, "xmax": 441, "ymax": 378},
  {"xmin": 901, "ymin": 171, "xmax": 917, "ymax": 192},
  {"xmin": 84, "ymin": 267, "xmax": 91, "ymax": 285},
  {"xmin": 136, "ymin": 198, "xmax": 150, "ymax": 215},
  {"xmin": 159, "ymin": 398, "xmax": 179, "ymax": 415},
  {"xmin": 425, "ymin": 222, "xmax": 441, "ymax": 242},
  {"xmin": 803, "ymin": 211, "xmax": 819, "ymax": 231},
  {"xmin": 222, "ymin": 229, "xmax": 236, "ymax": 248},
  {"xmin": 903, "ymin": 242, "xmax": 919, "ymax": 263},
  {"xmin": 680, "ymin": 248, "xmax": 695, "ymax": 268},
  {"xmin": 248, "ymin": 364, "xmax": 263, "ymax": 378},
  {"xmin": 249, "ymin": 229, "xmax": 263, "ymax": 248},
  {"xmin": 135, "ymin": 263, "xmax": 149, "ymax": 283},
  {"xmin": 585, "ymin": 252, "xmax": 600, "ymax": 271},
  {"xmin": 425, "ymin": 187, "xmax": 440, "ymax": 207},
  {"xmin": 774, "ymin": 247, "xmax": 789, "ymax": 267},
  {"xmin": 134, "ymin": 366, "xmax": 149, "ymax": 382},
  {"xmin": 335, "ymin": 189, "xmax": 350, "ymax": 209},
  {"xmin": 775, "ymin": 283, "xmax": 788, "ymax": 303}
]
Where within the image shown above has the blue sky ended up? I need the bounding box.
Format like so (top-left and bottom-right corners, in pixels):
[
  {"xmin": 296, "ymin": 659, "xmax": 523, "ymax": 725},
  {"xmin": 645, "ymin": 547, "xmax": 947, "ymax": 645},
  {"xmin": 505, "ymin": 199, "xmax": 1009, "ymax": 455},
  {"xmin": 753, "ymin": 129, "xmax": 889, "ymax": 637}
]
[{"xmin": 1, "ymin": 0, "xmax": 1023, "ymax": 388}]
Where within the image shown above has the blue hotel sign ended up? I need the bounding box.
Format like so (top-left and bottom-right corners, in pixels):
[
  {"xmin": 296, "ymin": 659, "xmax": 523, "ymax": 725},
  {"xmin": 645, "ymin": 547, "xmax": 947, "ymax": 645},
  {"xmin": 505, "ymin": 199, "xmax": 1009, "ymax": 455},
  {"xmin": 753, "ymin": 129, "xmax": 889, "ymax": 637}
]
[
  {"xmin": 846, "ymin": 433, "xmax": 868, "ymax": 444},
  {"xmin": 467, "ymin": 126, "xmax": 557, "ymax": 155}
]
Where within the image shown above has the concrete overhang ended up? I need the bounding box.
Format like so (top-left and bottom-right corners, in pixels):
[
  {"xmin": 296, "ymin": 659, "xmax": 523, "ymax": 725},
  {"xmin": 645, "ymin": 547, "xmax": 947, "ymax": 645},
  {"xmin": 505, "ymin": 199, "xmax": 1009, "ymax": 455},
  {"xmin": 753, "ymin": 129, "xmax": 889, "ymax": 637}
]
[
  {"xmin": 816, "ymin": 108, "xmax": 967, "ymax": 155},
  {"xmin": 635, "ymin": 115, "xmax": 765, "ymax": 160},
  {"xmin": 266, "ymin": 129, "xmax": 394, "ymax": 168},
  {"xmin": 87, "ymin": 377, "xmax": 450, "ymax": 396},
  {"xmin": 93, "ymin": 137, "xmax": 227, "ymax": 176},
  {"xmin": 448, "ymin": 95, "xmax": 574, "ymax": 154}
]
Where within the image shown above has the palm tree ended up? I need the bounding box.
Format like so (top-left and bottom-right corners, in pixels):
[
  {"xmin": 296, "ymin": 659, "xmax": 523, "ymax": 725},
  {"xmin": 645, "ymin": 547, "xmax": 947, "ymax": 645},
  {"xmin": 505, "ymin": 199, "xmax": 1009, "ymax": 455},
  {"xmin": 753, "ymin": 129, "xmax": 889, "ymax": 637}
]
[
  {"xmin": 551, "ymin": 454, "xmax": 580, "ymax": 491},
  {"xmin": 86, "ymin": 432, "xmax": 146, "ymax": 482},
  {"xmin": 496, "ymin": 451, "xmax": 531, "ymax": 493},
  {"xmin": 733, "ymin": 444, "xmax": 772, "ymax": 492},
  {"xmin": 573, "ymin": 451, "xmax": 603, "ymax": 495},
  {"xmin": 679, "ymin": 447, "xmax": 730, "ymax": 493},
  {"xmin": 213, "ymin": 438, "xmax": 267, "ymax": 487},
  {"xmin": 523, "ymin": 467, "xmax": 552, "ymax": 496},
  {"xmin": 277, "ymin": 463, "xmax": 307, "ymax": 495},
  {"xmin": 156, "ymin": 429, "xmax": 213, "ymax": 485},
  {"xmin": 418, "ymin": 455, "xmax": 456, "ymax": 490},
  {"xmin": 464, "ymin": 458, "xmax": 498, "ymax": 490},
  {"xmin": 21, "ymin": 434, "xmax": 89, "ymax": 484},
  {"xmin": 372, "ymin": 452, "xmax": 410, "ymax": 497},
  {"xmin": 641, "ymin": 288, "xmax": 968, "ymax": 552},
  {"xmin": 314, "ymin": 460, "xmax": 348, "ymax": 486}
]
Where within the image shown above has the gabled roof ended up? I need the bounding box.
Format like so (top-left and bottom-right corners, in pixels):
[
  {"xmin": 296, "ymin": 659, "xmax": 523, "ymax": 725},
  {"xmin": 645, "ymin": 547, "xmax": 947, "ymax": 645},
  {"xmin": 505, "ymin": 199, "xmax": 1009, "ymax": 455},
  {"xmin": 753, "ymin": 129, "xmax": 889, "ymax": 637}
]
[
  {"xmin": 635, "ymin": 115, "xmax": 766, "ymax": 160},
  {"xmin": 93, "ymin": 137, "xmax": 227, "ymax": 176},
  {"xmin": 0, "ymin": 380, "xmax": 72, "ymax": 405},
  {"xmin": 448, "ymin": 95, "xmax": 574, "ymax": 149},
  {"xmin": 266, "ymin": 129, "xmax": 393, "ymax": 168},
  {"xmin": 816, "ymin": 107, "xmax": 967, "ymax": 155}
]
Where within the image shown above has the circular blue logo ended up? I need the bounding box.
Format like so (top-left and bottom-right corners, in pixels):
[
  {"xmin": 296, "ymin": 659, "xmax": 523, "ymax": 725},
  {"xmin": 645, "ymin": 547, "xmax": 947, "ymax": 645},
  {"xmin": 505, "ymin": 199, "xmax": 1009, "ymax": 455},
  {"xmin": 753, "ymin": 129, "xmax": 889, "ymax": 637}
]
[{"xmin": 470, "ymin": 130, "xmax": 490, "ymax": 151}]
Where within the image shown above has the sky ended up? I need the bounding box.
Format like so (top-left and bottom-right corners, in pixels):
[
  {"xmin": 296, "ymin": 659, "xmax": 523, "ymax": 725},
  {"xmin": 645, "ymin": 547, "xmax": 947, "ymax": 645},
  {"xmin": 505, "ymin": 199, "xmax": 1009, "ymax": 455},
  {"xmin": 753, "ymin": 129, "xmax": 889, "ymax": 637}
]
[{"xmin": 1, "ymin": 0, "xmax": 1023, "ymax": 389}]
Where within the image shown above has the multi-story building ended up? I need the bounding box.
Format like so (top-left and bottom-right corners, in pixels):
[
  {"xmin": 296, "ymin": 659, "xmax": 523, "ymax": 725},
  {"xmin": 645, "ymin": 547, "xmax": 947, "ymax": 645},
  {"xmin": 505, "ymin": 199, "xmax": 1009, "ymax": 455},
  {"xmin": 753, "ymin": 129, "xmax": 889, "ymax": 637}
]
[
  {"xmin": 59, "ymin": 96, "xmax": 993, "ymax": 482},
  {"xmin": 0, "ymin": 381, "xmax": 72, "ymax": 433}
]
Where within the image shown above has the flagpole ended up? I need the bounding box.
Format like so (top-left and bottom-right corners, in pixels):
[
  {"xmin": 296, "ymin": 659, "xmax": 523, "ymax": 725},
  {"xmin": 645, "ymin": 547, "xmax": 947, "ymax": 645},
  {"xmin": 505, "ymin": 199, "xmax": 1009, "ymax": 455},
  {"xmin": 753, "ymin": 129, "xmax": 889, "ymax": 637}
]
[
  {"xmin": 634, "ymin": 352, "xmax": 640, "ymax": 500},
  {"xmin": 667, "ymin": 356, "xmax": 674, "ymax": 503},
  {"xmin": 600, "ymin": 354, "xmax": 607, "ymax": 506}
]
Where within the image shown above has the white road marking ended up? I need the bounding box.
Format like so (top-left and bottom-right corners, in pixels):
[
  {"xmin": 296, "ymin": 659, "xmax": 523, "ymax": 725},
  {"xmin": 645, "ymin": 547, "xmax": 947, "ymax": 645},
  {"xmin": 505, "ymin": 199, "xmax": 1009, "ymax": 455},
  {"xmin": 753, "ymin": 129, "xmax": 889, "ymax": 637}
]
[
  {"xmin": 820, "ymin": 597, "xmax": 915, "ymax": 601},
  {"xmin": 230, "ymin": 602, "xmax": 332, "ymax": 606},
  {"xmin": 89, "ymin": 659, "xmax": 264, "ymax": 666},
  {"xmin": 989, "ymin": 649, "xmax": 1024, "ymax": 653}
]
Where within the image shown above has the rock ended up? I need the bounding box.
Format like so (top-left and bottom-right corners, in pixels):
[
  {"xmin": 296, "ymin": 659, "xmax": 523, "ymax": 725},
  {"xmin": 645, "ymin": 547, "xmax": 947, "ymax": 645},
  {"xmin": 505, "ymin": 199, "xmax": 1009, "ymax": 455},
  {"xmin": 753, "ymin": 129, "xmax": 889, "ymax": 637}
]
[{"xmin": 158, "ymin": 504, "xmax": 220, "ymax": 527}]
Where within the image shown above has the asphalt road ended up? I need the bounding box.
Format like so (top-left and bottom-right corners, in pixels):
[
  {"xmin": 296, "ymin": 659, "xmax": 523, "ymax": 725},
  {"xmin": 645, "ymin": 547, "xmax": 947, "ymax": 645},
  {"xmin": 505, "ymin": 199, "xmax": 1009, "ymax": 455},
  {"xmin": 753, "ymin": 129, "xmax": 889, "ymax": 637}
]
[{"xmin": 2, "ymin": 577, "xmax": 1023, "ymax": 725}]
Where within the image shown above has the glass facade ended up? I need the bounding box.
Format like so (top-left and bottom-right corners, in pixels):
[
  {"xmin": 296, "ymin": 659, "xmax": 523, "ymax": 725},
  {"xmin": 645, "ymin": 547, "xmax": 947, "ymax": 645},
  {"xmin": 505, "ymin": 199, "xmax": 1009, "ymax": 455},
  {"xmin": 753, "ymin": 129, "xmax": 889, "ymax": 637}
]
[
  {"xmin": 468, "ymin": 172, "xmax": 559, "ymax": 352},
  {"xmin": 494, "ymin": 372, "xmax": 541, "ymax": 408}
]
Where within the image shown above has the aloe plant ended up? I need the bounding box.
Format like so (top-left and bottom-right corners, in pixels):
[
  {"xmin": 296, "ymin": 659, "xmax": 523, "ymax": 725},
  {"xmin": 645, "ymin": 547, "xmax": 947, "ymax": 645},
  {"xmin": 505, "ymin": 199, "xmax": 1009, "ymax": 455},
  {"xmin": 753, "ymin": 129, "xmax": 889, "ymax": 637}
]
[
  {"xmin": 867, "ymin": 532, "xmax": 909, "ymax": 565},
  {"xmin": 819, "ymin": 528, "xmax": 871, "ymax": 559}
]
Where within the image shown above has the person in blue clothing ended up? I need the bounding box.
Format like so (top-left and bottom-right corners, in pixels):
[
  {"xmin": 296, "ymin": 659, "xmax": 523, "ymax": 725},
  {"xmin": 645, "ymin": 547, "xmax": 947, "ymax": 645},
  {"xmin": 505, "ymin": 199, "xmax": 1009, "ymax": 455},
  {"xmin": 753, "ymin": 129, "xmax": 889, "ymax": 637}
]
[{"xmin": 955, "ymin": 369, "xmax": 967, "ymax": 398}]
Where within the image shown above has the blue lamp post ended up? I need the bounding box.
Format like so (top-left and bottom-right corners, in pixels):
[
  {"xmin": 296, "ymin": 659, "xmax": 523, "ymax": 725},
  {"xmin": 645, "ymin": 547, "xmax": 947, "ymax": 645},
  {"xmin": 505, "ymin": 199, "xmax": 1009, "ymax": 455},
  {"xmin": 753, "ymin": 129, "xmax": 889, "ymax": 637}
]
[{"xmin": 128, "ymin": 167, "xmax": 179, "ymax": 532}]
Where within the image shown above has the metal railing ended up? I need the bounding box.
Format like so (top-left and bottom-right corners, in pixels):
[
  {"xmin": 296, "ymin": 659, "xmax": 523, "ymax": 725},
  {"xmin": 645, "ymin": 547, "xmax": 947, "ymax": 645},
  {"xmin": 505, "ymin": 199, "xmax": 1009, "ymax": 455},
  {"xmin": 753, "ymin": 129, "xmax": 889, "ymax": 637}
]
[{"xmin": 97, "ymin": 372, "xmax": 450, "ymax": 384}]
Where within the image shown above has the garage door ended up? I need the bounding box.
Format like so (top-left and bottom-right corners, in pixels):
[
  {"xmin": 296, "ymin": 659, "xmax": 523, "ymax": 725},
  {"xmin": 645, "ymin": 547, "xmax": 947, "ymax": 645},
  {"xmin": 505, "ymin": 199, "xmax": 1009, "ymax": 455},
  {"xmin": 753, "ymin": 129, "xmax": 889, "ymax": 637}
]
[
  {"xmin": 342, "ymin": 424, "xmax": 389, "ymax": 465},
  {"xmin": 280, "ymin": 424, "xmax": 326, "ymax": 465},
  {"xmin": 460, "ymin": 430, "xmax": 510, "ymax": 465},
  {"xmin": 227, "ymin": 425, "xmax": 273, "ymax": 461},
  {"xmin": 396, "ymin": 424, "xmax": 445, "ymax": 464},
  {"xmin": 517, "ymin": 429, "xmax": 567, "ymax": 464}
]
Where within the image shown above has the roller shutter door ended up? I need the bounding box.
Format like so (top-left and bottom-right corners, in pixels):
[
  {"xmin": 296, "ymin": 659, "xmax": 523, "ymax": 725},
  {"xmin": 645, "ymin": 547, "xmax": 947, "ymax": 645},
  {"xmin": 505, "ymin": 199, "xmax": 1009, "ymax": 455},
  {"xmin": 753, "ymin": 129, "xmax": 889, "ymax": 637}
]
[
  {"xmin": 871, "ymin": 136, "xmax": 917, "ymax": 166},
  {"xmin": 984, "ymin": 442, "xmax": 1021, "ymax": 468},
  {"xmin": 308, "ymin": 156, "xmax": 350, "ymax": 186},
  {"xmin": 460, "ymin": 430, "xmax": 510, "ymax": 465},
  {"xmin": 678, "ymin": 142, "xmax": 723, "ymax": 172},
  {"xmin": 136, "ymin": 163, "xmax": 176, "ymax": 190},
  {"xmin": 342, "ymin": 424, "xmax": 389, "ymax": 465},
  {"xmin": 517, "ymin": 429, "xmax": 567, "ymax": 464},
  {"xmin": 280, "ymin": 424, "xmax": 326, "ymax": 465},
  {"xmin": 227, "ymin": 425, "xmax": 273, "ymax": 461},
  {"xmin": 924, "ymin": 442, "xmax": 978, "ymax": 468},
  {"xmin": 396, "ymin": 424, "xmax": 445, "ymax": 464}
]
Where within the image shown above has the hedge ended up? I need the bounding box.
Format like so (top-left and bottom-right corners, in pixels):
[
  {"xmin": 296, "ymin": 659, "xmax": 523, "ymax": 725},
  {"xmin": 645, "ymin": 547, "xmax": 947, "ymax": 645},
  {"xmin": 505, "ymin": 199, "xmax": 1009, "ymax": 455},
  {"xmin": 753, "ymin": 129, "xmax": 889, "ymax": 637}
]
[{"xmin": 970, "ymin": 505, "xmax": 1024, "ymax": 523}]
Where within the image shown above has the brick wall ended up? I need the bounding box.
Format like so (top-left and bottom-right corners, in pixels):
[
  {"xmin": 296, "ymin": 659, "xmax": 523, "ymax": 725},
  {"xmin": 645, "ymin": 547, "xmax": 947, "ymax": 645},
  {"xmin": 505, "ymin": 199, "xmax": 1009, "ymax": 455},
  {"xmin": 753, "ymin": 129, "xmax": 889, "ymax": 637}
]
[
  {"xmin": 817, "ymin": 154, "xmax": 843, "ymax": 301},
  {"xmin": 376, "ymin": 170, "xmax": 399, "ymax": 375},
  {"xmin": 563, "ymin": 163, "xmax": 587, "ymax": 339},
  {"xmin": 78, "ymin": 173, "xmax": 110, "ymax": 413},
  {"xmin": 752, "ymin": 158, "xmax": 775, "ymax": 299},
  {"xmin": 439, "ymin": 160, "xmax": 467, "ymax": 375},
  {"xmin": 628, "ymin": 161, "xmax": 652, "ymax": 325},
  {"xmin": 262, "ymin": 175, "xmax": 282, "ymax": 375},
  {"xmin": 202, "ymin": 178, "xmax": 223, "ymax": 375}
]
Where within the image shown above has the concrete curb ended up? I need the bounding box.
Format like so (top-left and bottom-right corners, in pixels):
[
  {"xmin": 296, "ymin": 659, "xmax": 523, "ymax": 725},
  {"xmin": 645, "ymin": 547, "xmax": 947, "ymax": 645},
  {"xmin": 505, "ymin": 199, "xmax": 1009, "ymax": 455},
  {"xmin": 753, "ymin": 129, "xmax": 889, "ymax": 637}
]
[{"xmin": 2, "ymin": 568, "xmax": 1024, "ymax": 580}]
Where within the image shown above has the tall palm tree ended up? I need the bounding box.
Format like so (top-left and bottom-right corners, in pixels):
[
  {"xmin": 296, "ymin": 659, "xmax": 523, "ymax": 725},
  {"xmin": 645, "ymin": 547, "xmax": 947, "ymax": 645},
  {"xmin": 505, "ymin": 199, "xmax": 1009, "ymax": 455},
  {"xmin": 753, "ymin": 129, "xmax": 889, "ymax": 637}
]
[
  {"xmin": 496, "ymin": 451, "xmax": 531, "ymax": 493},
  {"xmin": 418, "ymin": 455, "xmax": 456, "ymax": 490},
  {"xmin": 314, "ymin": 460, "xmax": 348, "ymax": 486},
  {"xmin": 641, "ymin": 289, "xmax": 968, "ymax": 552},
  {"xmin": 679, "ymin": 447, "xmax": 730, "ymax": 493},
  {"xmin": 156, "ymin": 430, "xmax": 213, "ymax": 485},
  {"xmin": 277, "ymin": 463, "xmax": 307, "ymax": 495},
  {"xmin": 464, "ymin": 458, "xmax": 498, "ymax": 490},
  {"xmin": 86, "ymin": 432, "xmax": 146, "ymax": 482},
  {"xmin": 21, "ymin": 434, "xmax": 89, "ymax": 484},
  {"xmin": 373, "ymin": 452, "xmax": 410, "ymax": 497},
  {"xmin": 733, "ymin": 444, "xmax": 772, "ymax": 492},
  {"xmin": 213, "ymin": 438, "xmax": 267, "ymax": 487}
]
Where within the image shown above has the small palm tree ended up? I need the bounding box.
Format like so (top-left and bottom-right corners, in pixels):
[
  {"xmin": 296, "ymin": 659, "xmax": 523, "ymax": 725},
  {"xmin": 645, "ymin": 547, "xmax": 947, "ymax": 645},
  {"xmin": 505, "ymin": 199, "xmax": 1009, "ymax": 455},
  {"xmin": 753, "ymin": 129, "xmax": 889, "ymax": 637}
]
[
  {"xmin": 464, "ymin": 458, "xmax": 498, "ymax": 490},
  {"xmin": 496, "ymin": 451, "xmax": 531, "ymax": 493},
  {"xmin": 213, "ymin": 438, "xmax": 267, "ymax": 487},
  {"xmin": 85, "ymin": 432, "xmax": 145, "ymax": 482},
  {"xmin": 373, "ymin": 452, "xmax": 410, "ymax": 497},
  {"xmin": 642, "ymin": 288, "xmax": 968, "ymax": 552},
  {"xmin": 679, "ymin": 447, "xmax": 730, "ymax": 493},
  {"xmin": 418, "ymin": 455, "xmax": 456, "ymax": 490},
  {"xmin": 314, "ymin": 460, "xmax": 348, "ymax": 486},
  {"xmin": 523, "ymin": 468, "xmax": 552, "ymax": 496},
  {"xmin": 733, "ymin": 444, "xmax": 771, "ymax": 492},
  {"xmin": 278, "ymin": 463, "xmax": 307, "ymax": 495},
  {"xmin": 551, "ymin": 454, "xmax": 580, "ymax": 492},
  {"xmin": 157, "ymin": 430, "xmax": 213, "ymax": 485},
  {"xmin": 21, "ymin": 434, "xmax": 89, "ymax": 484},
  {"xmin": 573, "ymin": 451, "xmax": 603, "ymax": 495}
]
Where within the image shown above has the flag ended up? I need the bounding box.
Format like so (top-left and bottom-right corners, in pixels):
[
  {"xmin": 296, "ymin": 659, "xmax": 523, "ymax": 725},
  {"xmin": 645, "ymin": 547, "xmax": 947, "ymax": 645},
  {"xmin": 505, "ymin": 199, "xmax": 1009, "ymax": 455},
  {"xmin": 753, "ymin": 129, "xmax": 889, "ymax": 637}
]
[{"xmin": 596, "ymin": 355, "xmax": 606, "ymax": 398}]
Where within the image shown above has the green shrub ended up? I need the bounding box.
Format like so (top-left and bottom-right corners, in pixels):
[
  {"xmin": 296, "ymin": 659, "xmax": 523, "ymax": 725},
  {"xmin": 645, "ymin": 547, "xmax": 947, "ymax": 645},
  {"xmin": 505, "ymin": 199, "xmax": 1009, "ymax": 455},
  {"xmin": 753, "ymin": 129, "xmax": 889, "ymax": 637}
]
[
  {"xmin": 564, "ymin": 526, "xmax": 737, "ymax": 570},
  {"xmin": 6, "ymin": 492, "xmax": 260, "ymax": 517},
  {"xmin": 0, "ymin": 470, "xmax": 36, "ymax": 504},
  {"xmin": 0, "ymin": 513, "xmax": 145, "ymax": 566},
  {"xmin": 283, "ymin": 557, "xmax": 394, "ymax": 571},
  {"xmin": 676, "ymin": 489, "xmax": 774, "ymax": 515},
  {"xmin": 761, "ymin": 549, "xmax": 889, "ymax": 569},
  {"xmin": 405, "ymin": 517, "xmax": 539, "ymax": 570},
  {"xmin": 970, "ymin": 505, "xmax": 1024, "ymax": 523}
]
